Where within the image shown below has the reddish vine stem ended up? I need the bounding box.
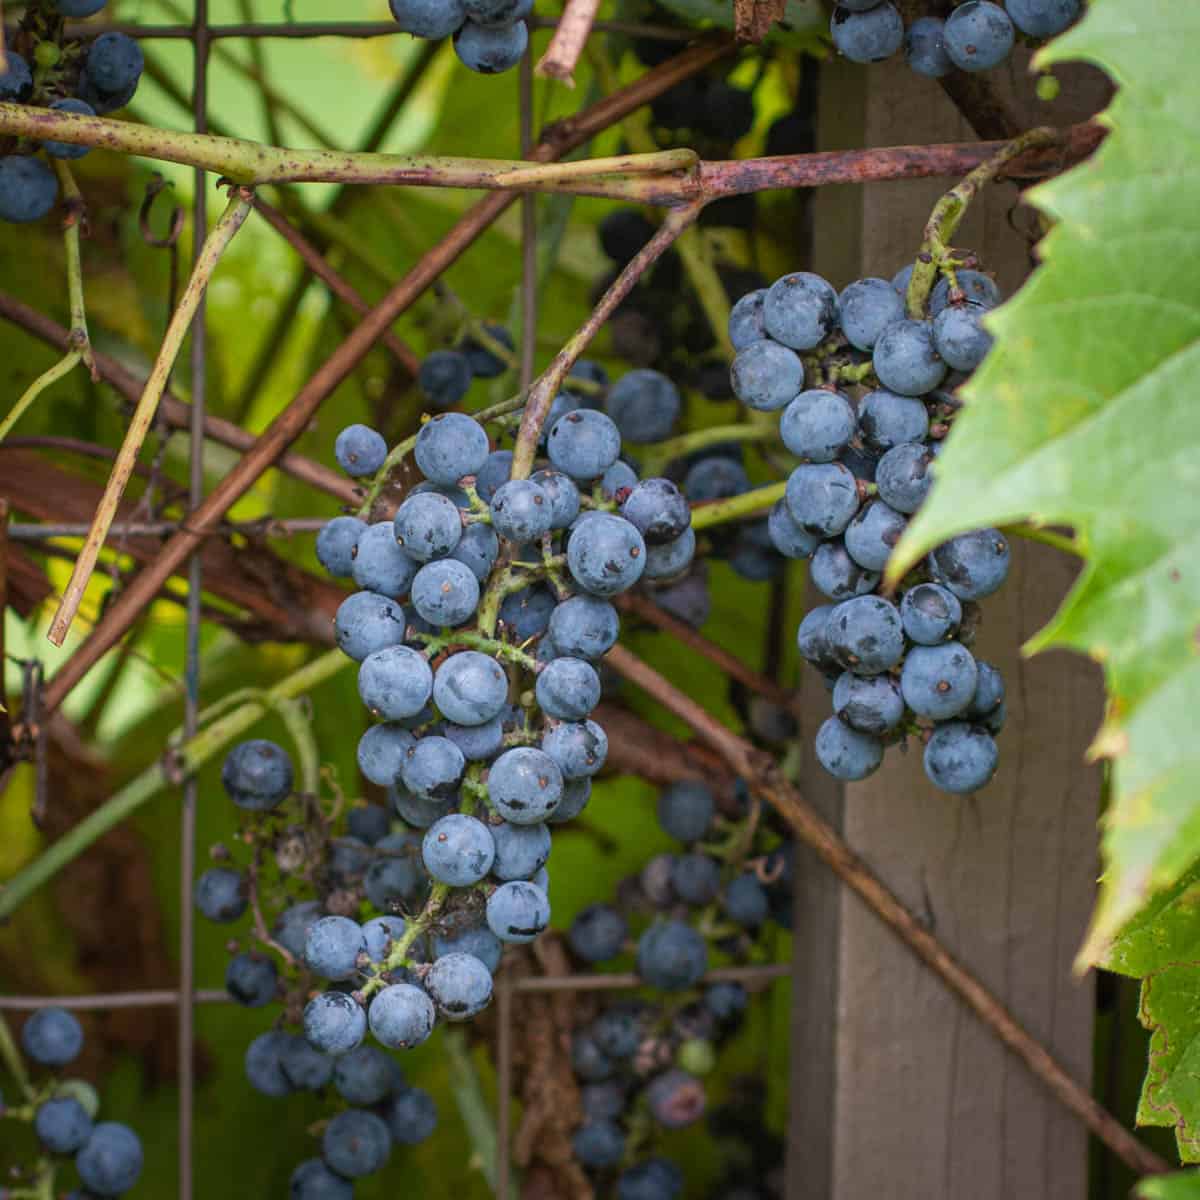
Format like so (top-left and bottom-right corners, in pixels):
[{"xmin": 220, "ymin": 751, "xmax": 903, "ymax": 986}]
[
  {"xmin": 251, "ymin": 196, "xmax": 420, "ymax": 377},
  {"xmin": 510, "ymin": 201, "xmax": 703, "ymax": 480},
  {"xmin": 602, "ymin": 642, "xmax": 1170, "ymax": 1180},
  {"xmin": 0, "ymin": 293, "xmax": 356, "ymax": 507},
  {"xmin": 37, "ymin": 38, "xmax": 736, "ymax": 716},
  {"xmin": 536, "ymin": 0, "xmax": 603, "ymax": 85},
  {"xmin": 615, "ymin": 590, "xmax": 800, "ymax": 717}
]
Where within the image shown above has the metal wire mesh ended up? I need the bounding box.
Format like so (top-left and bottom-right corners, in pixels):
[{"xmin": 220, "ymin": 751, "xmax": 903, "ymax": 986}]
[{"xmin": 0, "ymin": 12, "xmax": 796, "ymax": 1199}]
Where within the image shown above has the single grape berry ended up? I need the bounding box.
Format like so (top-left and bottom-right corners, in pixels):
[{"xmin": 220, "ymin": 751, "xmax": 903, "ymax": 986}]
[
  {"xmin": 646, "ymin": 1068, "xmax": 707, "ymax": 1129},
  {"xmin": 401, "ymin": 735, "xmax": 466, "ymax": 800},
  {"xmin": 606, "ymin": 369, "xmax": 682, "ymax": 442},
  {"xmin": 0, "ymin": 156, "xmax": 58, "ymax": 224},
  {"xmin": 453, "ymin": 19, "xmax": 528, "ymax": 73},
  {"xmin": 304, "ymin": 916, "xmax": 367, "ymax": 981},
  {"xmin": 384, "ymin": 1086, "xmax": 439, "ymax": 1144},
  {"xmin": 900, "ymin": 582, "xmax": 962, "ymax": 645},
  {"xmin": 1006, "ymin": 0, "xmax": 1080, "ymax": 37},
  {"xmin": 944, "ymin": 1, "xmax": 1015, "ymax": 72},
  {"xmin": 76, "ymin": 1122, "xmax": 144, "ymax": 1196},
  {"xmin": 924, "ymin": 721, "xmax": 999, "ymax": 793},
  {"xmin": 830, "ymin": 2, "xmax": 904, "ymax": 63},
  {"xmin": 642, "ymin": 526, "xmax": 696, "ymax": 582},
  {"xmin": 844, "ymin": 499, "xmax": 907, "ymax": 573},
  {"xmin": 535, "ymin": 656, "xmax": 601, "ymax": 721},
  {"xmin": 567, "ymin": 512, "xmax": 646, "ymax": 597},
  {"xmin": 490, "ymin": 478, "xmax": 552, "ymax": 542},
  {"xmin": 411, "ymin": 558, "xmax": 481, "ymax": 627},
  {"xmin": 617, "ymin": 1158, "xmax": 684, "ymax": 1200},
  {"xmin": 933, "ymin": 302, "xmax": 993, "ymax": 371},
  {"xmin": 222, "ymin": 739, "xmax": 293, "ymax": 811},
  {"xmin": 358, "ymin": 645, "xmax": 434, "ymax": 721},
  {"xmin": 657, "ymin": 780, "xmax": 714, "ymax": 842},
  {"xmin": 815, "ymin": 715, "xmax": 883, "ymax": 780},
  {"xmin": 876, "ymin": 442, "xmax": 935, "ymax": 513},
  {"xmin": 858, "ymin": 389, "xmax": 930, "ymax": 454},
  {"xmin": 388, "ymin": 0, "xmax": 466, "ymax": 38},
  {"xmin": 730, "ymin": 340, "xmax": 805, "ymax": 412},
  {"xmin": 393, "ymin": 491, "xmax": 463, "ymax": 562},
  {"xmin": 543, "ymin": 719, "xmax": 608, "ymax": 779},
  {"xmin": 728, "ymin": 288, "xmax": 767, "ymax": 350},
  {"xmin": 487, "ymin": 746, "xmax": 563, "ymax": 824},
  {"xmin": 785, "ymin": 462, "xmax": 861, "ymax": 537},
  {"xmin": 930, "ymin": 269, "xmax": 1002, "ymax": 315},
  {"xmin": 486, "ymin": 880, "xmax": 551, "ymax": 943},
  {"xmin": 780, "ymin": 389, "xmax": 857, "ymax": 463},
  {"xmin": 901, "ymin": 642, "xmax": 979, "ymax": 720},
  {"xmin": 928, "ymin": 528, "xmax": 1011, "ymax": 600},
  {"xmin": 226, "ymin": 953, "xmax": 278, "ymax": 1006},
  {"xmin": 315, "ymin": 515, "xmax": 365, "ymax": 578},
  {"xmin": 547, "ymin": 594, "xmax": 619, "ymax": 660},
  {"xmin": 873, "ymin": 320, "xmax": 947, "ymax": 396},
  {"xmin": 335, "ymin": 424, "xmax": 387, "ymax": 477},
  {"xmin": 303, "ymin": 991, "xmax": 366, "ymax": 1056},
  {"xmin": 573, "ymin": 1119, "xmax": 627, "ymax": 1168},
  {"xmin": 838, "ymin": 277, "xmax": 905, "ymax": 350},
  {"xmin": 424, "ymin": 951, "xmax": 494, "ymax": 1019},
  {"xmin": 422, "ymin": 814, "xmax": 495, "ymax": 886},
  {"xmin": 0, "ymin": 51, "xmax": 32, "ymax": 102},
  {"xmin": 323, "ymin": 1109, "xmax": 392, "ymax": 1179},
  {"xmin": 671, "ymin": 853, "xmax": 721, "ymax": 905},
  {"xmin": 568, "ymin": 904, "xmax": 627, "ymax": 963},
  {"xmin": 414, "ymin": 411, "xmax": 490, "ymax": 486},
  {"xmin": 86, "ymin": 32, "xmax": 144, "ymax": 95},
  {"xmin": 810, "ymin": 540, "xmax": 880, "ymax": 601},
  {"xmin": 762, "ymin": 271, "xmax": 838, "ymax": 350},
  {"xmin": 768, "ymin": 499, "xmax": 820, "ymax": 559},
  {"xmin": 637, "ymin": 920, "xmax": 707, "ymax": 990},
  {"xmin": 905, "ymin": 16, "xmax": 952, "ymax": 77},
  {"xmin": 335, "ymin": 591, "xmax": 408, "ymax": 662},
  {"xmin": 491, "ymin": 820, "xmax": 551, "ymax": 880},
  {"xmin": 833, "ymin": 671, "xmax": 905, "ymax": 735},
  {"xmin": 194, "ymin": 867, "xmax": 248, "ymax": 923},
  {"xmin": 367, "ymin": 983, "xmax": 436, "ymax": 1050},
  {"xmin": 548, "ymin": 409, "xmax": 622, "ymax": 482},
  {"xmin": 418, "ymin": 348, "xmax": 473, "ymax": 409},
  {"xmin": 34, "ymin": 1096, "xmax": 93, "ymax": 1154},
  {"xmin": 290, "ymin": 1159, "xmax": 355, "ymax": 1200},
  {"xmin": 827, "ymin": 595, "xmax": 904, "ymax": 676},
  {"xmin": 350, "ymin": 522, "xmax": 417, "ymax": 597}
]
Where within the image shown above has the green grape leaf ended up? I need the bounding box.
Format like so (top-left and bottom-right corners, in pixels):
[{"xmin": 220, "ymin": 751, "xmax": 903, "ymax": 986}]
[
  {"xmin": 883, "ymin": 0, "xmax": 1200, "ymax": 965},
  {"xmin": 1139, "ymin": 1172, "xmax": 1200, "ymax": 1200}
]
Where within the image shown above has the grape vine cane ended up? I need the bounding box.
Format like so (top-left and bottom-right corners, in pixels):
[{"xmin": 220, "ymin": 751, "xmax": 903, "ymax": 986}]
[{"xmin": 0, "ymin": 5, "xmax": 1173, "ymax": 1199}]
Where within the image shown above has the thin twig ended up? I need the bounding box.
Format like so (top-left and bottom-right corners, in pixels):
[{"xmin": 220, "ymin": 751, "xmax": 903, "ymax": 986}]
[
  {"xmin": 252, "ymin": 196, "xmax": 420, "ymax": 376},
  {"xmin": 47, "ymin": 189, "xmax": 254, "ymax": 647},
  {"xmin": 602, "ymin": 642, "xmax": 1171, "ymax": 1181},
  {"xmin": 537, "ymin": 0, "xmax": 603, "ymax": 86},
  {"xmin": 52, "ymin": 161, "xmax": 96, "ymax": 378},
  {"xmin": 0, "ymin": 352, "xmax": 83, "ymax": 445}
]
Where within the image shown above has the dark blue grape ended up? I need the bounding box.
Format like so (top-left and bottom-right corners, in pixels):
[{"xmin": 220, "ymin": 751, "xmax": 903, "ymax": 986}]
[
  {"xmin": 336, "ymin": 591, "xmax": 407, "ymax": 662},
  {"xmin": 815, "ymin": 715, "xmax": 883, "ymax": 780},
  {"xmin": 944, "ymin": 1, "xmax": 1014, "ymax": 72},
  {"xmin": 858, "ymin": 389, "xmax": 929, "ymax": 454},
  {"xmin": 967, "ymin": 660, "xmax": 1005, "ymax": 719},
  {"xmin": 349, "ymin": 804, "xmax": 391, "ymax": 846},
  {"xmin": 844, "ymin": 499, "xmax": 907, "ymax": 572},
  {"xmin": 838, "ymin": 277, "xmax": 905, "ymax": 350},
  {"xmin": 543, "ymin": 719, "xmax": 607, "ymax": 779},
  {"xmin": 548, "ymin": 409, "xmax": 622, "ymax": 482},
  {"xmin": 573, "ymin": 1120, "xmax": 626, "ymax": 1168},
  {"xmin": 873, "ymin": 319, "xmax": 946, "ymax": 396},
  {"xmin": 621, "ymin": 478, "xmax": 690, "ymax": 545},
  {"xmin": 548, "ymin": 594, "xmax": 619, "ymax": 659},
  {"xmin": 384, "ymin": 1086, "xmax": 438, "ymax": 1144},
  {"xmin": 876, "ymin": 442, "xmax": 934, "ymax": 513},
  {"xmin": 279, "ymin": 1034, "xmax": 334, "ymax": 1091},
  {"xmin": 433, "ymin": 650, "xmax": 507, "ymax": 725},
  {"xmin": 933, "ymin": 302, "xmax": 993, "ymax": 370},
  {"xmin": 487, "ymin": 880, "xmax": 550, "ymax": 943},
  {"xmin": 415, "ymin": 412, "xmax": 489, "ymax": 486},
  {"xmin": 683, "ymin": 455, "xmax": 749, "ymax": 502},
  {"xmin": 901, "ymin": 642, "xmax": 978, "ymax": 719},
  {"xmin": 475, "ymin": 450, "xmax": 513, "ymax": 501},
  {"xmin": 833, "ymin": 671, "xmax": 904, "ymax": 734},
  {"xmin": 499, "ymin": 583, "xmax": 556, "ymax": 641},
  {"xmin": 323, "ymin": 1109, "xmax": 391, "ymax": 1179},
  {"xmin": 727, "ymin": 288, "xmax": 767, "ymax": 350},
  {"xmin": 490, "ymin": 820, "xmax": 551, "ymax": 880},
  {"xmin": 905, "ymin": 16, "xmax": 952, "ymax": 77},
  {"xmin": 194, "ymin": 867, "xmax": 247, "ymax": 923},
  {"xmin": 600, "ymin": 458, "xmax": 640, "ymax": 501},
  {"xmin": 44, "ymin": 99, "xmax": 97, "ymax": 160},
  {"xmin": 365, "ymin": 836, "xmax": 430, "ymax": 907},
  {"xmin": 401, "ymin": 735, "xmax": 465, "ymax": 800},
  {"xmin": 226, "ymin": 952, "xmax": 277, "ymax": 1006},
  {"xmin": 568, "ymin": 903, "xmax": 627, "ymax": 963},
  {"xmin": 335, "ymin": 424, "xmax": 387, "ymax": 477},
  {"xmin": 422, "ymin": 814, "xmax": 495, "ymax": 885},
  {"xmin": 768, "ymin": 499, "xmax": 819, "ymax": 559},
  {"xmin": 548, "ymin": 777, "xmax": 591, "ymax": 824},
  {"xmin": 394, "ymin": 492, "xmax": 462, "ymax": 562},
  {"xmin": 606, "ymin": 369, "xmax": 681, "ymax": 442},
  {"xmin": 362, "ymin": 914, "xmax": 407, "ymax": 964},
  {"xmin": 571, "ymin": 1031, "xmax": 613, "ymax": 1081},
  {"xmin": 35, "ymin": 1096, "xmax": 93, "ymax": 1153},
  {"xmin": 358, "ymin": 723, "xmax": 416, "ymax": 787},
  {"xmin": 779, "ymin": 389, "xmax": 857, "ymax": 462},
  {"xmin": 725, "ymin": 873, "xmax": 770, "ymax": 925},
  {"xmin": 290, "ymin": 1158, "xmax": 355, "ymax": 1200},
  {"xmin": 245, "ymin": 1031, "xmax": 292, "ymax": 1097},
  {"xmin": 443, "ymin": 715, "xmax": 504, "ymax": 761},
  {"xmin": 0, "ymin": 156, "xmax": 58, "ymax": 223},
  {"xmin": 785, "ymin": 462, "xmax": 860, "ymax": 537},
  {"xmin": 418, "ymin": 349, "xmax": 473, "ymax": 409},
  {"xmin": 0, "ymin": 52, "xmax": 32, "ymax": 101},
  {"xmin": 646, "ymin": 1069, "xmax": 706, "ymax": 1128},
  {"xmin": 796, "ymin": 603, "xmax": 837, "ymax": 668},
  {"xmin": 490, "ymin": 478, "xmax": 552, "ymax": 542},
  {"xmin": 927, "ymin": 528, "xmax": 1010, "ymax": 599},
  {"xmin": 488, "ymin": 746, "xmax": 562, "ymax": 823},
  {"xmin": 350, "ymin": 522, "xmax": 416, "ymax": 596},
  {"xmin": 900, "ymin": 582, "xmax": 962, "ymax": 644},
  {"xmin": 705, "ymin": 980, "xmax": 748, "ymax": 1022},
  {"xmin": 566, "ymin": 513, "xmax": 646, "ymax": 597},
  {"xmin": 390, "ymin": 784, "xmax": 456, "ymax": 830},
  {"xmin": 730, "ymin": 340, "xmax": 804, "ymax": 412},
  {"xmin": 222, "ymin": 739, "xmax": 293, "ymax": 811},
  {"xmin": 425, "ymin": 951, "xmax": 493, "ymax": 1019},
  {"xmin": 762, "ymin": 271, "xmax": 838, "ymax": 350},
  {"xmin": 671, "ymin": 853, "xmax": 721, "ymax": 905},
  {"xmin": 434, "ymin": 924, "xmax": 503, "ymax": 972},
  {"xmin": 536, "ymin": 656, "xmax": 600, "ymax": 720},
  {"xmin": 316, "ymin": 515, "xmax": 365, "ymax": 578},
  {"xmin": 305, "ymin": 992, "xmax": 367, "ymax": 1056},
  {"xmin": 1007, "ymin": 0, "xmax": 1080, "ymax": 36},
  {"xmin": 462, "ymin": 323, "xmax": 515, "ymax": 375},
  {"xmin": 810, "ymin": 541, "xmax": 879, "ymax": 601},
  {"xmin": 637, "ymin": 919, "xmax": 707, "ymax": 990},
  {"xmin": 830, "ymin": 2, "xmax": 904, "ymax": 62},
  {"xmin": 87, "ymin": 33, "xmax": 144, "ymax": 95},
  {"xmin": 367, "ymin": 983, "xmax": 435, "ymax": 1050},
  {"xmin": 358, "ymin": 645, "xmax": 433, "ymax": 721},
  {"xmin": 76, "ymin": 1122, "xmax": 143, "ymax": 1196},
  {"xmin": 304, "ymin": 916, "xmax": 366, "ymax": 981},
  {"xmin": 657, "ymin": 780, "xmax": 714, "ymax": 841},
  {"xmin": 529, "ymin": 468, "xmax": 581, "ymax": 529},
  {"xmin": 388, "ymin": 0, "xmax": 466, "ymax": 38},
  {"xmin": 454, "ymin": 19, "xmax": 528, "ymax": 73},
  {"xmin": 581, "ymin": 1080, "xmax": 627, "ymax": 1122},
  {"xmin": 448, "ymin": 522, "xmax": 499, "ymax": 583},
  {"xmin": 329, "ymin": 836, "xmax": 372, "ymax": 886},
  {"xmin": 924, "ymin": 722, "xmax": 999, "ymax": 793}
]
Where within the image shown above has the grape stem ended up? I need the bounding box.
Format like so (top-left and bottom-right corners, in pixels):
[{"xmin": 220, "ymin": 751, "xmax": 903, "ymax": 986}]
[
  {"xmin": 639, "ymin": 422, "xmax": 778, "ymax": 476},
  {"xmin": 0, "ymin": 648, "xmax": 350, "ymax": 922},
  {"xmin": 52, "ymin": 160, "xmax": 97, "ymax": 379},
  {"xmin": 0, "ymin": 1012, "xmax": 34, "ymax": 1102},
  {"xmin": 510, "ymin": 200, "xmax": 703, "ymax": 481},
  {"xmin": 904, "ymin": 126, "xmax": 1058, "ymax": 318},
  {"xmin": 47, "ymin": 186, "xmax": 254, "ymax": 648},
  {"xmin": 689, "ymin": 480, "xmax": 788, "ymax": 531},
  {"xmin": 0, "ymin": 350, "xmax": 82, "ymax": 445},
  {"xmin": 411, "ymin": 629, "xmax": 539, "ymax": 673}
]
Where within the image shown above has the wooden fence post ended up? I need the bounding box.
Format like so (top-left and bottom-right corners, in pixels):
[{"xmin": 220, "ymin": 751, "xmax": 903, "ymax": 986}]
[{"xmin": 786, "ymin": 51, "xmax": 1111, "ymax": 1200}]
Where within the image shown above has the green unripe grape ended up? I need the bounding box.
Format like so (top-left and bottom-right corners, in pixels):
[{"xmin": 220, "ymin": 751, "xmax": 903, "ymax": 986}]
[
  {"xmin": 677, "ymin": 1038, "xmax": 716, "ymax": 1076},
  {"xmin": 56, "ymin": 1078, "xmax": 101, "ymax": 1119}
]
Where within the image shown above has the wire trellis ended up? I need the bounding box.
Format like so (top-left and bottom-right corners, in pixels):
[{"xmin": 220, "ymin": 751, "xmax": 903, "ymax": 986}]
[{"xmin": 0, "ymin": 12, "xmax": 796, "ymax": 1200}]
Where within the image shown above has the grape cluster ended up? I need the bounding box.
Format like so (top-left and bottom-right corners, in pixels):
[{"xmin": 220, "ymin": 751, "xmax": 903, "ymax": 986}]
[
  {"xmin": 0, "ymin": 5, "xmax": 142, "ymax": 224},
  {"xmin": 563, "ymin": 777, "xmax": 795, "ymax": 1196},
  {"xmin": 388, "ymin": 0, "xmax": 528, "ymax": 74},
  {"xmin": 830, "ymin": 0, "xmax": 1080, "ymax": 75},
  {"xmin": 730, "ymin": 263, "xmax": 1009, "ymax": 793},
  {"xmin": 1, "ymin": 1005, "xmax": 144, "ymax": 1196}
]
